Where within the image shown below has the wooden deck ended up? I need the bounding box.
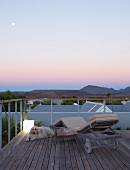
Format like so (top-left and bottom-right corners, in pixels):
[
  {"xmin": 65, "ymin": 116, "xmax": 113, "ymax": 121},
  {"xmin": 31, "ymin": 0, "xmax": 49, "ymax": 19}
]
[{"xmin": 0, "ymin": 132, "xmax": 130, "ymax": 170}]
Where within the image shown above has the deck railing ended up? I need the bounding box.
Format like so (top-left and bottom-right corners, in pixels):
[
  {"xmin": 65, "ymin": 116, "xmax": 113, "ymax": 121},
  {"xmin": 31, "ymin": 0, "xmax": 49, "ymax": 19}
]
[{"xmin": 0, "ymin": 99, "xmax": 25, "ymax": 149}]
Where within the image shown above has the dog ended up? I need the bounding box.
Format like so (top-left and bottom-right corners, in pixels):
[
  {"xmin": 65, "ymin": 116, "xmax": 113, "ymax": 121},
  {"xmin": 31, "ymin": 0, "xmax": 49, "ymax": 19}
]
[{"xmin": 26, "ymin": 126, "xmax": 54, "ymax": 141}]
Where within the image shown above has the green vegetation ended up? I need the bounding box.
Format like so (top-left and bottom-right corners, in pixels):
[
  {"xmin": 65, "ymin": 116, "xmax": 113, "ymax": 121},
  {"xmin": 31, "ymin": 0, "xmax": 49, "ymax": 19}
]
[
  {"xmin": 0, "ymin": 90, "xmax": 16, "ymax": 100},
  {"xmin": 2, "ymin": 116, "xmax": 20, "ymax": 147},
  {"xmin": 31, "ymin": 100, "xmax": 57, "ymax": 109},
  {"xmin": 34, "ymin": 121, "xmax": 42, "ymax": 127},
  {"xmin": 61, "ymin": 96, "xmax": 86, "ymax": 105},
  {"xmin": 0, "ymin": 90, "xmax": 25, "ymax": 112},
  {"xmin": 106, "ymin": 100, "xmax": 122, "ymax": 105},
  {"xmin": 115, "ymin": 127, "xmax": 122, "ymax": 130},
  {"xmin": 0, "ymin": 90, "xmax": 24, "ymax": 147}
]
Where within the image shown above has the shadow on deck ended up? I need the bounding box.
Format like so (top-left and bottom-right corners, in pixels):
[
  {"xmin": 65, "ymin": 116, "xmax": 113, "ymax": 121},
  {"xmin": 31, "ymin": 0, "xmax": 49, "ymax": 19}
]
[{"xmin": 0, "ymin": 132, "xmax": 130, "ymax": 170}]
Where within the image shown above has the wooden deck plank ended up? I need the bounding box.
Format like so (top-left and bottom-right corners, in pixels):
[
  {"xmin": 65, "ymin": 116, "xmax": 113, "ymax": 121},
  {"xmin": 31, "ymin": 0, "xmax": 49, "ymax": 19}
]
[
  {"xmin": 60, "ymin": 139, "xmax": 66, "ymax": 170},
  {"xmin": 0, "ymin": 132, "xmax": 27, "ymax": 165},
  {"xmin": 64, "ymin": 138, "xmax": 72, "ymax": 170},
  {"xmin": 22, "ymin": 139, "xmax": 41, "ymax": 170},
  {"xmin": 41, "ymin": 138, "xmax": 53, "ymax": 170},
  {"xmin": 48, "ymin": 137, "xmax": 56, "ymax": 170},
  {"xmin": 105, "ymin": 147, "xmax": 128, "ymax": 170},
  {"xmin": 72, "ymin": 137, "xmax": 85, "ymax": 170},
  {"xmin": 114, "ymin": 148, "xmax": 130, "ymax": 169},
  {"xmin": 10, "ymin": 140, "xmax": 37, "ymax": 170},
  {"xmin": 28, "ymin": 139, "xmax": 44, "ymax": 170},
  {"xmin": 0, "ymin": 133, "xmax": 28, "ymax": 170},
  {"xmin": 89, "ymin": 149, "xmax": 104, "ymax": 170},
  {"xmin": 79, "ymin": 137, "xmax": 98, "ymax": 170},
  {"xmin": 54, "ymin": 138, "xmax": 60, "ymax": 170},
  {"xmin": 68, "ymin": 138, "xmax": 79, "ymax": 170},
  {"xmin": 95, "ymin": 147, "xmax": 112, "ymax": 170},
  {"xmin": 102, "ymin": 147, "xmax": 122, "ymax": 170},
  {"xmin": 117, "ymin": 147, "xmax": 130, "ymax": 164},
  {"xmin": 0, "ymin": 132, "xmax": 130, "ymax": 169},
  {"xmin": 35, "ymin": 138, "xmax": 48, "ymax": 169},
  {"xmin": 75, "ymin": 137, "xmax": 91, "ymax": 170},
  {"xmin": 93, "ymin": 147, "xmax": 110, "ymax": 170}
]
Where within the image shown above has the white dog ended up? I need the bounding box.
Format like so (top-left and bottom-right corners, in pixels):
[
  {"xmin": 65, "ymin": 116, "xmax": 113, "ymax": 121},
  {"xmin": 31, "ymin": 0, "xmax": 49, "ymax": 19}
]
[{"xmin": 26, "ymin": 126, "xmax": 54, "ymax": 141}]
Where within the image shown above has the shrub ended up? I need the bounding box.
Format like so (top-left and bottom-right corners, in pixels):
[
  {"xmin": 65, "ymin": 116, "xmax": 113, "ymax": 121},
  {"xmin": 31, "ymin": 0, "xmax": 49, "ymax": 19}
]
[
  {"xmin": 115, "ymin": 127, "xmax": 122, "ymax": 130},
  {"xmin": 34, "ymin": 121, "xmax": 42, "ymax": 127},
  {"xmin": 2, "ymin": 116, "xmax": 18, "ymax": 147}
]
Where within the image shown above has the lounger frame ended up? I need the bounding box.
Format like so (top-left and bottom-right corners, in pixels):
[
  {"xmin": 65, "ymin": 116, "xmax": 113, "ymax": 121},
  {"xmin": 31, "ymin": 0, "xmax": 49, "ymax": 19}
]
[
  {"xmin": 78, "ymin": 119, "xmax": 122, "ymax": 153},
  {"xmin": 78, "ymin": 127, "xmax": 122, "ymax": 153}
]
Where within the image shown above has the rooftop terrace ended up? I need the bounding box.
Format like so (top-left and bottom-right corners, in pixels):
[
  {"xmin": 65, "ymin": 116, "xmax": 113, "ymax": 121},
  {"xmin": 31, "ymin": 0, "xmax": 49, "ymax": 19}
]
[
  {"xmin": 0, "ymin": 131, "xmax": 130, "ymax": 170},
  {"xmin": 0, "ymin": 98, "xmax": 130, "ymax": 169}
]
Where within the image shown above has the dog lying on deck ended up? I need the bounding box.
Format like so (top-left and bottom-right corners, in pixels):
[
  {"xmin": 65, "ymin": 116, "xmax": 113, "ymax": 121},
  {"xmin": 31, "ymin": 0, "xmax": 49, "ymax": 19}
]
[{"xmin": 26, "ymin": 126, "xmax": 54, "ymax": 141}]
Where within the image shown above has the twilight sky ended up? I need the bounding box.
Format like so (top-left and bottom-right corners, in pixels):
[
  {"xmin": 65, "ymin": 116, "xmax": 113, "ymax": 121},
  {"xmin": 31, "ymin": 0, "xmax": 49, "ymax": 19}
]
[{"xmin": 0, "ymin": 0, "xmax": 130, "ymax": 91}]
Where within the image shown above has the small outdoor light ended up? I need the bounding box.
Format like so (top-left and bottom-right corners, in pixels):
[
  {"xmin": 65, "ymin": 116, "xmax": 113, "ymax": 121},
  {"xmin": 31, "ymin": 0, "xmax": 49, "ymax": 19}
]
[{"xmin": 23, "ymin": 120, "xmax": 34, "ymax": 132}]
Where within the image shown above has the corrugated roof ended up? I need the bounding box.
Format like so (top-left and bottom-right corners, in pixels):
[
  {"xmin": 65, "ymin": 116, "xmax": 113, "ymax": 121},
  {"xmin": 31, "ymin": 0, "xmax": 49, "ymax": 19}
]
[
  {"xmin": 120, "ymin": 101, "xmax": 130, "ymax": 112},
  {"xmin": 107, "ymin": 105, "xmax": 123, "ymax": 112},
  {"xmin": 90, "ymin": 105, "xmax": 101, "ymax": 112},
  {"xmin": 31, "ymin": 105, "xmax": 79, "ymax": 112},
  {"xmin": 78, "ymin": 102, "xmax": 96, "ymax": 112},
  {"xmin": 31, "ymin": 101, "xmax": 120, "ymax": 113},
  {"xmin": 31, "ymin": 105, "xmax": 51, "ymax": 112}
]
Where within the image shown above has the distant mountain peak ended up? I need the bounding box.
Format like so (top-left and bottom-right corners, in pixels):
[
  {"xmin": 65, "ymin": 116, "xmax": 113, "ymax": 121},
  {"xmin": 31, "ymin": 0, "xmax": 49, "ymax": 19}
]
[{"xmin": 80, "ymin": 85, "xmax": 117, "ymax": 95}]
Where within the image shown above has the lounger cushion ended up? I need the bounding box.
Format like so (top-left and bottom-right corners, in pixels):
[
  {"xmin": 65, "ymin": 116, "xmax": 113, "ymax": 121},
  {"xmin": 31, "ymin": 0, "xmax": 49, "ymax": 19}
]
[
  {"xmin": 53, "ymin": 117, "xmax": 87, "ymax": 129},
  {"xmin": 89, "ymin": 114, "xmax": 119, "ymax": 122},
  {"xmin": 53, "ymin": 114, "xmax": 119, "ymax": 135},
  {"xmin": 79, "ymin": 114, "xmax": 119, "ymax": 132}
]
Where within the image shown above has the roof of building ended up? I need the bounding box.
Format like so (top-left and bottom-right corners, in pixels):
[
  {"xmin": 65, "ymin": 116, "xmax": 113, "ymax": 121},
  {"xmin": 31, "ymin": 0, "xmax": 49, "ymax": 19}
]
[
  {"xmin": 30, "ymin": 101, "xmax": 108, "ymax": 113},
  {"xmin": 80, "ymin": 102, "xmax": 96, "ymax": 112},
  {"xmin": 120, "ymin": 101, "xmax": 130, "ymax": 112},
  {"xmin": 107, "ymin": 101, "xmax": 130, "ymax": 112},
  {"xmin": 90, "ymin": 105, "xmax": 102, "ymax": 112},
  {"xmin": 31, "ymin": 105, "xmax": 79, "ymax": 112},
  {"xmin": 107, "ymin": 105, "xmax": 123, "ymax": 112}
]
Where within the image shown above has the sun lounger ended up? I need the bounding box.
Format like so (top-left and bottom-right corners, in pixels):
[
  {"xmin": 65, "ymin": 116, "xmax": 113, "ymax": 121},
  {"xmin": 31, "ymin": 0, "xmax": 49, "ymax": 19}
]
[{"xmin": 51, "ymin": 114, "xmax": 122, "ymax": 153}]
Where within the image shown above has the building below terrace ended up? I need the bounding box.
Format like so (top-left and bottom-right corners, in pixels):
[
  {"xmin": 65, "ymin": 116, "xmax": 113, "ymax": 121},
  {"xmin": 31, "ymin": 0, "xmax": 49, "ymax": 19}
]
[
  {"xmin": 30, "ymin": 101, "xmax": 112, "ymax": 113},
  {"xmin": 107, "ymin": 101, "xmax": 130, "ymax": 112},
  {"xmin": 28, "ymin": 101, "xmax": 130, "ymax": 128}
]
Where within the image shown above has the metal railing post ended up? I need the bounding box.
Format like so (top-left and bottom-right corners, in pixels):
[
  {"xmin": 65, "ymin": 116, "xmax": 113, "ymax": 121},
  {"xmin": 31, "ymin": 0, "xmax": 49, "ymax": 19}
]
[
  {"xmin": 103, "ymin": 100, "xmax": 106, "ymax": 113},
  {"xmin": 20, "ymin": 100, "xmax": 23, "ymax": 131},
  {"xmin": 8, "ymin": 102, "xmax": 11, "ymax": 143},
  {"xmin": 51, "ymin": 100, "xmax": 52, "ymax": 125},
  {"xmin": 24, "ymin": 100, "xmax": 26, "ymax": 112},
  {"xmin": 0, "ymin": 103, "xmax": 2, "ymax": 149},
  {"xmin": 15, "ymin": 101, "xmax": 17, "ymax": 136},
  {"xmin": 77, "ymin": 100, "xmax": 79, "ymax": 116}
]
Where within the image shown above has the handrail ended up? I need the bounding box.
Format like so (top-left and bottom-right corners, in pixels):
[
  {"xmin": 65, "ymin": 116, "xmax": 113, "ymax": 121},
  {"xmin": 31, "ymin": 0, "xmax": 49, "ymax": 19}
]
[
  {"xmin": 0, "ymin": 98, "xmax": 23, "ymax": 104},
  {"xmin": 1, "ymin": 97, "xmax": 130, "ymax": 103},
  {"xmin": 24, "ymin": 97, "xmax": 130, "ymax": 101}
]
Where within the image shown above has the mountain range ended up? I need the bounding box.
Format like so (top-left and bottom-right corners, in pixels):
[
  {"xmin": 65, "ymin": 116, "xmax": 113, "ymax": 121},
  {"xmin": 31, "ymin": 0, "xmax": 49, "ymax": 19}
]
[
  {"xmin": 10, "ymin": 85, "xmax": 130, "ymax": 98},
  {"xmin": 80, "ymin": 85, "xmax": 130, "ymax": 95}
]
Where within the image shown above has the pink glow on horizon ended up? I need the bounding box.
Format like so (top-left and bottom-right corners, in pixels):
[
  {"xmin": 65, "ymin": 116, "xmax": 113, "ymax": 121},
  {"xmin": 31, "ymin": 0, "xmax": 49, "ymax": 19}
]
[
  {"xmin": 1, "ymin": 67, "xmax": 130, "ymax": 86},
  {"xmin": 1, "ymin": 54, "xmax": 130, "ymax": 87}
]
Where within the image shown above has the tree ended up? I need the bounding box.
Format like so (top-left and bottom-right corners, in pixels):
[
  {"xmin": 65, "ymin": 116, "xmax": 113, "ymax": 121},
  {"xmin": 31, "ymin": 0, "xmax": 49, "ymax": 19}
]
[{"xmin": 0, "ymin": 90, "xmax": 25, "ymax": 112}]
